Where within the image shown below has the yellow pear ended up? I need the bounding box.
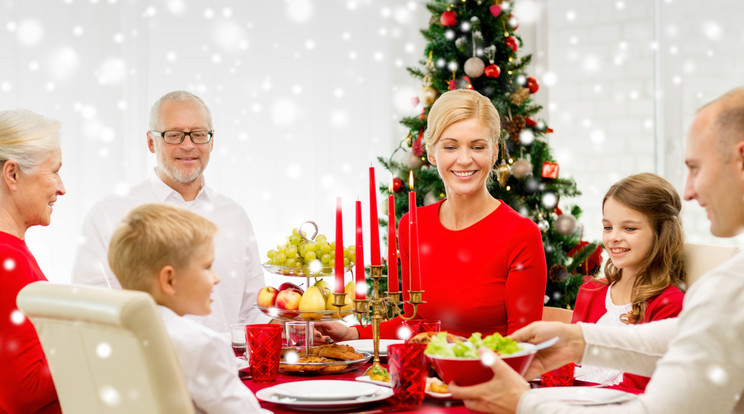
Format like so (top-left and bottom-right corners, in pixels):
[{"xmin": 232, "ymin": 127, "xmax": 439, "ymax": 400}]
[
  {"xmin": 314, "ymin": 279, "xmax": 330, "ymax": 302},
  {"xmin": 298, "ymin": 286, "xmax": 326, "ymax": 320},
  {"xmin": 325, "ymin": 287, "xmax": 353, "ymax": 316}
]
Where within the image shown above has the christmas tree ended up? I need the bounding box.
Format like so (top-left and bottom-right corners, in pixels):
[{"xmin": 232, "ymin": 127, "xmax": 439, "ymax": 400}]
[{"xmin": 377, "ymin": 0, "xmax": 602, "ymax": 308}]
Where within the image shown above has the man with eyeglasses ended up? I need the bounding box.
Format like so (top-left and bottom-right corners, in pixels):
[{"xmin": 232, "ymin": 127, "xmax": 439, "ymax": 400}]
[{"xmin": 72, "ymin": 90, "xmax": 271, "ymax": 332}]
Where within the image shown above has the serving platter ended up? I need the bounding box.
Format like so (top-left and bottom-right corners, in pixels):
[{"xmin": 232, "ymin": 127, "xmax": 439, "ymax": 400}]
[{"xmin": 279, "ymin": 350, "xmax": 372, "ymax": 375}]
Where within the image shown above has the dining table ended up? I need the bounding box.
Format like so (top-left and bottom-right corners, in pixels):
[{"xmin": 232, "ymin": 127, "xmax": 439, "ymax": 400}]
[
  {"xmin": 241, "ymin": 362, "xmax": 645, "ymax": 414},
  {"xmin": 241, "ymin": 361, "xmax": 472, "ymax": 414}
]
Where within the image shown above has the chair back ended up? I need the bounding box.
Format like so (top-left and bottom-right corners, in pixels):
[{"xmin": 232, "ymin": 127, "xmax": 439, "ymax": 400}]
[
  {"xmin": 684, "ymin": 242, "xmax": 739, "ymax": 287},
  {"xmin": 16, "ymin": 282, "xmax": 195, "ymax": 414},
  {"xmin": 542, "ymin": 306, "xmax": 574, "ymax": 323}
]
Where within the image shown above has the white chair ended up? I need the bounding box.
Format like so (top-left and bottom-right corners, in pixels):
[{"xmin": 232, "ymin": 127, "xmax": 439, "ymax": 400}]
[
  {"xmin": 16, "ymin": 282, "xmax": 195, "ymax": 414},
  {"xmin": 683, "ymin": 242, "xmax": 739, "ymax": 287}
]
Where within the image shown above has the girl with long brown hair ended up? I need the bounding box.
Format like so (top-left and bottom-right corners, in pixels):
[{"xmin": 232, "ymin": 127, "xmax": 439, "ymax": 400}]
[{"xmin": 571, "ymin": 172, "xmax": 686, "ymax": 390}]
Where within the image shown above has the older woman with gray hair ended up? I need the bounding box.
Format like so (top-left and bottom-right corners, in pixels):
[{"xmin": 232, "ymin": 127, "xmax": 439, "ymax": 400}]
[{"xmin": 0, "ymin": 109, "xmax": 65, "ymax": 413}]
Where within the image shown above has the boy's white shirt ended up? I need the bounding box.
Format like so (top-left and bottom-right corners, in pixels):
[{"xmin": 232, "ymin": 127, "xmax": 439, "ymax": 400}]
[{"xmin": 158, "ymin": 306, "xmax": 263, "ymax": 414}]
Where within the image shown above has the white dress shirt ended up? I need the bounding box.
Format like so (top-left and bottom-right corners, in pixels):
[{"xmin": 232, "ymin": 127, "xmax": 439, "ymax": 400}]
[
  {"xmin": 72, "ymin": 173, "xmax": 270, "ymax": 332},
  {"xmin": 518, "ymin": 250, "xmax": 744, "ymax": 413},
  {"xmin": 159, "ymin": 306, "xmax": 263, "ymax": 414}
]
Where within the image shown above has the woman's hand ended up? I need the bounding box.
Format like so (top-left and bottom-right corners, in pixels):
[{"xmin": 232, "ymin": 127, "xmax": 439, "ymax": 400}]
[
  {"xmin": 510, "ymin": 321, "xmax": 586, "ymax": 380},
  {"xmin": 449, "ymin": 347, "xmax": 530, "ymax": 414},
  {"xmin": 313, "ymin": 321, "xmax": 359, "ymax": 343}
]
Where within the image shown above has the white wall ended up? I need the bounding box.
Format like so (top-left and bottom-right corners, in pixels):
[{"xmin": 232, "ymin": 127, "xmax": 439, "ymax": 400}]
[
  {"xmin": 1, "ymin": 0, "xmax": 427, "ymax": 285},
  {"xmin": 543, "ymin": 0, "xmax": 744, "ymax": 247}
]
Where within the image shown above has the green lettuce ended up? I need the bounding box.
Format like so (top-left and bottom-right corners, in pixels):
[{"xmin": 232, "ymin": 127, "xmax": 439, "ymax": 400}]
[{"xmin": 425, "ymin": 332, "xmax": 521, "ymax": 358}]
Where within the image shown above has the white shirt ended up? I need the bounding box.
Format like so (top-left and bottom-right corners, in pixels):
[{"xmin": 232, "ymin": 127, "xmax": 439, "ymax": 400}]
[
  {"xmin": 573, "ymin": 283, "xmax": 631, "ymax": 386},
  {"xmin": 518, "ymin": 250, "xmax": 744, "ymax": 413},
  {"xmin": 72, "ymin": 173, "xmax": 270, "ymax": 332},
  {"xmin": 158, "ymin": 306, "xmax": 263, "ymax": 414}
]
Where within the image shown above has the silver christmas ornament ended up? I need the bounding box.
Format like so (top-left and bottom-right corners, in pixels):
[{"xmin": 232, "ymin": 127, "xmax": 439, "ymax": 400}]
[
  {"xmin": 406, "ymin": 152, "xmax": 425, "ymax": 169},
  {"xmin": 537, "ymin": 218, "xmax": 550, "ymax": 233},
  {"xmin": 555, "ymin": 214, "xmax": 578, "ymax": 235},
  {"xmin": 511, "ymin": 158, "xmax": 532, "ymax": 179},
  {"xmin": 464, "ymin": 56, "xmax": 485, "ymax": 78}
]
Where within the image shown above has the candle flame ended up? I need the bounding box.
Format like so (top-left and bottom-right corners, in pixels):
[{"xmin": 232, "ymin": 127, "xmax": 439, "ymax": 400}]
[{"xmin": 408, "ymin": 170, "xmax": 414, "ymax": 189}]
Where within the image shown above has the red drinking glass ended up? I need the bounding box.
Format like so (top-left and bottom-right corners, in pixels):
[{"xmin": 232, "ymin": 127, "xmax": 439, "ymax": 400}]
[
  {"xmin": 245, "ymin": 324, "xmax": 282, "ymax": 383},
  {"xmin": 540, "ymin": 362, "xmax": 576, "ymax": 387},
  {"xmin": 388, "ymin": 343, "xmax": 428, "ymax": 410}
]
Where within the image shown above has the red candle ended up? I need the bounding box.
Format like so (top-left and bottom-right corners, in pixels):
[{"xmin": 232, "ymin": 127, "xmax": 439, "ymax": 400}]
[
  {"xmin": 408, "ymin": 171, "xmax": 422, "ymax": 291},
  {"xmin": 355, "ymin": 200, "xmax": 366, "ymax": 300},
  {"xmin": 368, "ymin": 166, "xmax": 381, "ymax": 265},
  {"xmin": 334, "ymin": 197, "xmax": 344, "ymax": 294},
  {"xmin": 387, "ymin": 186, "xmax": 399, "ymax": 293}
]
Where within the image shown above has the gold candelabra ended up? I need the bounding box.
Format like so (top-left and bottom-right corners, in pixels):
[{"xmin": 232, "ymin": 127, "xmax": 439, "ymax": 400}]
[{"xmin": 331, "ymin": 265, "xmax": 424, "ymax": 374}]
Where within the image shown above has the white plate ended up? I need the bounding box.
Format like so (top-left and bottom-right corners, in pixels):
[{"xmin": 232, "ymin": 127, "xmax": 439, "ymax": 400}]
[
  {"xmin": 426, "ymin": 390, "xmax": 453, "ymax": 399},
  {"xmin": 271, "ymin": 380, "xmax": 380, "ymax": 401},
  {"xmin": 256, "ymin": 382, "xmax": 393, "ymax": 412},
  {"xmin": 337, "ymin": 339, "xmax": 404, "ymax": 355},
  {"xmin": 529, "ymin": 387, "xmax": 637, "ymax": 406},
  {"xmin": 355, "ymin": 375, "xmax": 391, "ymax": 388}
]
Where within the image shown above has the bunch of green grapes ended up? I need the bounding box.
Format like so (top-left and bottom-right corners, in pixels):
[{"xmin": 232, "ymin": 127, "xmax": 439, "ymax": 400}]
[{"xmin": 266, "ymin": 227, "xmax": 355, "ymax": 272}]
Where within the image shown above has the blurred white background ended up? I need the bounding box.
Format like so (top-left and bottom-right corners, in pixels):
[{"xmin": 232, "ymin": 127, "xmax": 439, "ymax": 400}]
[{"xmin": 1, "ymin": 0, "xmax": 742, "ymax": 285}]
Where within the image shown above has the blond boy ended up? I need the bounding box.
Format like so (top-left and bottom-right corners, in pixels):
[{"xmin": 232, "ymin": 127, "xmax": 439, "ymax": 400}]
[{"xmin": 108, "ymin": 203, "xmax": 263, "ymax": 414}]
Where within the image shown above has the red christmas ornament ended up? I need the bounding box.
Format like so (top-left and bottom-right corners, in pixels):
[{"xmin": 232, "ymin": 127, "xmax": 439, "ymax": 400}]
[
  {"xmin": 489, "ymin": 4, "xmax": 502, "ymax": 17},
  {"xmin": 525, "ymin": 116, "xmax": 537, "ymax": 127},
  {"xmin": 505, "ymin": 36, "xmax": 518, "ymax": 53},
  {"xmin": 541, "ymin": 161, "xmax": 560, "ymax": 179},
  {"xmin": 484, "ymin": 64, "xmax": 501, "ymax": 78},
  {"xmin": 527, "ymin": 76, "xmax": 539, "ymax": 94},
  {"xmin": 440, "ymin": 10, "xmax": 457, "ymax": 26},
  {"xmin": 418, "ymin": 108, "xmax": 427, "ymax": 120},
  {"xmin": 462, "ymin": 76, "xmax": 473, "ymax": 89},
  {"xmin": 448, "ymin": 79, "xmax": 456, "ymax": 91},
  {"xmin": 392, "ymin": 177, "xmax": 404, "ymax": 193},
  {"xmin": 412, "ymin": 130, "xmax": 424, "ymax": 156},
  {"xmin": 567, "ymin": 241, "xmax": 604, "ymax": 276}
]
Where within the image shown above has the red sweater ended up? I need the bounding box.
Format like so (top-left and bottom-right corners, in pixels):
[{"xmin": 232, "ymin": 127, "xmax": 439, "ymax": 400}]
[
  {"xmin": 0, "ymin": 232, "xmax": 61, "ymax": 414},
  {"xmin": 572, "ymin": 279, "xmax": 684, "ymax": 391},
  {"xmin": 358, "ymin": 200, "xmax": 547, "ymax": 339}
]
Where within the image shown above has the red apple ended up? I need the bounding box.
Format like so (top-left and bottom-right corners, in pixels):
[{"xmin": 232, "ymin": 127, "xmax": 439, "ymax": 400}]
[
  {"xmin": 256, "ymin": 286, "xmax": 279, "ymax": 308},
  {"xmin": 275, "ymin": 290, "xmax": 302, "ymax": 316},
  {"xmin": 278, "ymin": 282, "xmax": 304, "ymax": 295}
]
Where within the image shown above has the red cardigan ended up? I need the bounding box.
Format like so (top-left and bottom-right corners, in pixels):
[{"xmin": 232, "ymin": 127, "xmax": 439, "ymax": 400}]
[
  {"xmin": 357, "ymin": 200, "xmax": 547, "ymax": 339},
  {"xmin": 571, "ymin": 279, "xmax": 684, "ymax": 391},
  {"xmin": 0, "ymin": 232, "xmax": 61, "ymax": 414}
]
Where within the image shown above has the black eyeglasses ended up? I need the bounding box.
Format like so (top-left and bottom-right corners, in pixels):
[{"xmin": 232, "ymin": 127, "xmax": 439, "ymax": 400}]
[{"xmin": 150, "ymin": 130, "xmax": 214, "ymax": 144}]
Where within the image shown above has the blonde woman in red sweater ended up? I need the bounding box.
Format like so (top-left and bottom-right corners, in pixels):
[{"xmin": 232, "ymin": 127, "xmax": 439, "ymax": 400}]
[{"xmin": 318, "ymin": 89, "xmax": 547, "ymax": 342}]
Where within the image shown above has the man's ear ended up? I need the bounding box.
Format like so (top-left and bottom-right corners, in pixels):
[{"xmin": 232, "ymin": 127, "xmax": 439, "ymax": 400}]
[
  {"xmin": 146, "ymin": 132, "xmax": 156, "ymax": 154},
  {"xmin": 157, "ymin": 265, "xmax": 177, "ymax": 296},
  {"xmin": 736, "ymin": 141, "xmax": 744, "ymax": 168},
  {"xmin": 2, "ymin": 160, "xmax": 20, "ymax": 190}
]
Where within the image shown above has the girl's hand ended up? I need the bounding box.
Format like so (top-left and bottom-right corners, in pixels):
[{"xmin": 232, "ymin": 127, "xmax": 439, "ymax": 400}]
[{"xmin": 313, "ymin": 321, "xmax": 359, "ymax": 343}]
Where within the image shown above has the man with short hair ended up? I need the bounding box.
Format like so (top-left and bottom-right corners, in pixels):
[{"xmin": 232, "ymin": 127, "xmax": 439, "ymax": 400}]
[
  {"xmin": 73, "ymin": 90, "xmax": 269, "ymax": 332},
  {"xmin": 449, "ymin": 87, "xmax": 744, "ymax": 413}
]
